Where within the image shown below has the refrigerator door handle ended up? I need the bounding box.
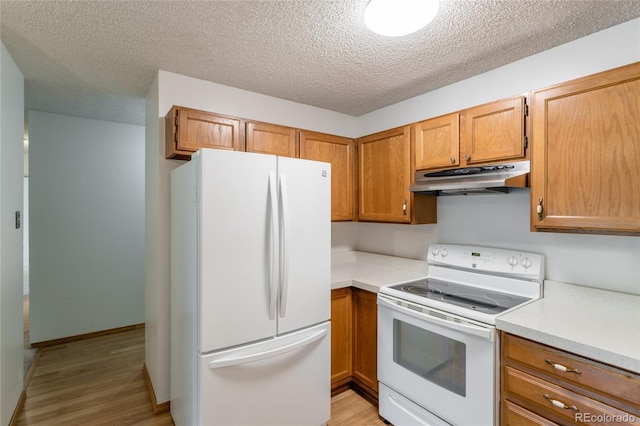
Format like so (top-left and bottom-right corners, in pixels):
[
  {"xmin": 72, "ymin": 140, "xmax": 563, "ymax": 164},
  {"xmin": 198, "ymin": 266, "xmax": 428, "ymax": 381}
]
[
  {"xmin": 208, "ymin": 328, "xmax": 327, "ymax": 369},
  {"xmin": 278, "ymin": 173, "xmax": 290, "ymax": 318},
  {"xmin": 268, "ymin": 172, "xmax": 279, "ymax": 321}
]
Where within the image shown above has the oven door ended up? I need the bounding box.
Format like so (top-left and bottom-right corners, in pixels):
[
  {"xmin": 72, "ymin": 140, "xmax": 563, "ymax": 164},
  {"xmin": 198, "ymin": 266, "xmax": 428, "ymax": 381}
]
[{"xmin": 378, "ymin": 294, "xmax": 497, "ymax": 426}]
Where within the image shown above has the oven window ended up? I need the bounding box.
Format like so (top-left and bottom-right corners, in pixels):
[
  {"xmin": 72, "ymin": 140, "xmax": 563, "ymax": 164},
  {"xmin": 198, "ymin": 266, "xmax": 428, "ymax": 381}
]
[{"xmin": 393, "ymin": 319, "xmax": 466, "ymax": 396}]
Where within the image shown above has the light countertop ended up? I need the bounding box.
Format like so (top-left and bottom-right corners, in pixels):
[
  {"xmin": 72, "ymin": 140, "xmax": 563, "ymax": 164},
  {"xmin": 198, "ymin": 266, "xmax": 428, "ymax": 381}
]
[
  {"xmin": 496, "ymin": 280, "xmax": 640, "ymax": 374},
  {"xmin": 331, "ymin": 251, "xmax": 428, "ymax": 293},
  {"xmin": 333, "ymin": 252, "xmax": 640, "ymax": 374}
]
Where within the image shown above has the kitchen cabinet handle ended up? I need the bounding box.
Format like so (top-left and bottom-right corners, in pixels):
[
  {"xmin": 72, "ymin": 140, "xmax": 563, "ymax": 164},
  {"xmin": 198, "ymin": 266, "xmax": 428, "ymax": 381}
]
[
  {"xmin": 402, "ymin": 199, "xmax": 407, "ymax": 215},
  {"xmin": 267, "ymin": 172, "xmax": 279, "ymax": 320},
  {"xmin": 378, "ymin": 295, "xmax": 495, "ymax": 342},
  {"xmin": 465, "ymin": 154, "xmax": 471, "ymax": 161},
  {"xmin": 450, "ymin": 157, "xmax": 455, "ymax": 164},
  {"xmin": 537, "ymin": 197, "xmax": 544, "ymax": 221},
  {"xmin": 545, "ymin": 358, "xmax": 581, "ymax": 374},
  {"xmin": 208, "ymin": 328, "xmax": 327, "ymax": 369},
  {"xmin": 543, "ymin": 394, "xmax": 579, "ymax": 411}
]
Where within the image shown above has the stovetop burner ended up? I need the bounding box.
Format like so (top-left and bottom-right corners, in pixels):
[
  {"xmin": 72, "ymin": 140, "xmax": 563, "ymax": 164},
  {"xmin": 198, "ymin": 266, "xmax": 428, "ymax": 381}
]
[{"xmin": 389, "ymin": 279, "xmax": 531, "ymax": 315}]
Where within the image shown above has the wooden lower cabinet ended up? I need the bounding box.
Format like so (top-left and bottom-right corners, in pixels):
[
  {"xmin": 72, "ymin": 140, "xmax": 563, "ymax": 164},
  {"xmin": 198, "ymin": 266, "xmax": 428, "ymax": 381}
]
[
  {"xmin": 331, "ymin": 288, "xmax": 379, "ymax": 403},
  {"xmin": 352, "ymin": 288, "xmax": 378, "ymax": 400},
  {"xmin": 503, "ymin": 400, "xmax": 558, "ymax": 426},
  {"xmin": 331, "ymin": 287, "xmax": 352, "ymax": 391},
  {"xmin": 500, "ymin": 332, "xmax": 640, "ymax": 425}
]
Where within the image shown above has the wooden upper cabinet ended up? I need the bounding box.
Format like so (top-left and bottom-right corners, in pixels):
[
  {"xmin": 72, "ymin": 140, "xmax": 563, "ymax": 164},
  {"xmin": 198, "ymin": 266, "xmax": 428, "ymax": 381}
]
[
  {"xmin": 165, "ymin": 106, "xmax": 243, "ymax": 160},
  {"xmin": 530, "ymin": 62, "xmax": 640, "ymax": 234},
  {"xmin": 414, "ymin": 113, "xmax": 460, "ymax": 170},
  {"xmin": 358, "ymin": 126, "xmax": 412, "ymax": 223},
  {"xmin": 460, "ymin": 96, "xmax": 527, "ymax": 165},
  {"xmin": 413, "ymin": 96, "xmax": 526, "ymax": 172},
  {"xmin": 299, "ymin": 130, "xmax": 356, "ymax": 221},
  {"xmin": 246, "ymin": 121, "xmax": 298, "ymax": 158}
]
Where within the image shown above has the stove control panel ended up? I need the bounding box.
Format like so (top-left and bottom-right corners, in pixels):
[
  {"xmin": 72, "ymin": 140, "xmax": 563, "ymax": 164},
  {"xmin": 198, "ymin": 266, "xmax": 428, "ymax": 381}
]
[{"xmin": 428, "ymin": 244, "xmax": 544, "ymax": 281}]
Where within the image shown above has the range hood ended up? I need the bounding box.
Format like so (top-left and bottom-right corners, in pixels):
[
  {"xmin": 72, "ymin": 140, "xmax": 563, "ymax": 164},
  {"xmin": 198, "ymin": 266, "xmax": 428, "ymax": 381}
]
[{"xmin": 410, "ymin": 161, "xmax": 530, "ymax": 195}]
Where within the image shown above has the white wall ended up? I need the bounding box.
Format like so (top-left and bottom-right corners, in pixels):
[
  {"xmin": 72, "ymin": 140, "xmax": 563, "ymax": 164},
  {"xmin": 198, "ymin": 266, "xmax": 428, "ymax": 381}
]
[
  {"xmin": 0, "ymin": 41, "xmax": 25, "ymax": 425},
  {"xmin": 349, "ymin": 18, "xmax": 640, "ymax": 295},
  {"xmin": 145, "ymin": 74, "xmax": 170, "ymax": 405},
  {"xmin": 29, "ymin": 111, "xmax": 145, "ymax": 343}
]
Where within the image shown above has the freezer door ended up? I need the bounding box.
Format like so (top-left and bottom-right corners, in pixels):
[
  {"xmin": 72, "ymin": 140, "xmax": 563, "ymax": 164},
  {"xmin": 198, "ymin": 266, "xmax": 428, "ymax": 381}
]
[
  {"xmin": 276, "ymin": 156, "xmax": 331, "ymax": 335},
  {"xmin": 197, "ymin": 149, "xmax": 279, "ymax": 353},
  {"xmin": 198, "ymin": 322, "xmax": 331, "ymax": 426}
]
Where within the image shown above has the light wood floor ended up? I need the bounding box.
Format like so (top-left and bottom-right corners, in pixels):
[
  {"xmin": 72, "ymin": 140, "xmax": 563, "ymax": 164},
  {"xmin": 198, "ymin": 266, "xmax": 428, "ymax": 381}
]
[
  {"xmin": 16, "ymin": 328, "xmax": 384, "ymax": 425},
  {"xmin": 328, "ymin": 390, "xmax": 387, "ymax": 426}
]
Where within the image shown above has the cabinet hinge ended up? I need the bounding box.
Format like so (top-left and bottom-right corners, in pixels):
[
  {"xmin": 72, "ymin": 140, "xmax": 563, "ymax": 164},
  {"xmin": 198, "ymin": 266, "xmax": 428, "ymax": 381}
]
[
  {"xmin": 523, "ymin": 135, "xmax": 528, "ymax": 148},
  {"xmin": 524, "ymin": 103, "xmax": 529, "ymax": 117}
]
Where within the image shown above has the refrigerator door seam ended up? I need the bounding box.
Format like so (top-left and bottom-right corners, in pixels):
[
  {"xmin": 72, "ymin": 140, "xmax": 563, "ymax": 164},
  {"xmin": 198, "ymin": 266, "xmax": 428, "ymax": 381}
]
[{"xmin": 278, "ymin": 172, "xmax": 290, "ymax": 318}]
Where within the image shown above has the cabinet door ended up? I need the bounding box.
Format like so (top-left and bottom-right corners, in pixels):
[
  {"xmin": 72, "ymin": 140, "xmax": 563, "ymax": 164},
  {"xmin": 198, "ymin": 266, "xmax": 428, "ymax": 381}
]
[
  {"xmin": 531, "ymin": 63, "xmax": 640, "ymax": 234},
  {"xmin": 165, "ymin": 106, "xmax": 243, "ymax": 160},
  {"xmin": 461, "ymin": 96, "xmax": 526, "ymax": 165},
  {"xmin": 330, "ymin": 288, "xmax": 352, "ymax": 390},
  {"xmin": 503, "ymin": 366, "xmax": 640, "ymax": 426},
  {"xmin": 300, "ymin": 131, "xmax": 356, "ymax": 221},
  {"xmin": 358, "ymin": 126, "xmax": 412, "ymax": 223},
  {"xmin": 414, "ymin": 113, "xmax": 460, "ymax": 170},
  {"xmin": 503, "ymin": 333, "xmax": 640, "ymax": 413},
  {"xmin": 246, "ymin": 121, "xmax": 298, "ymax": 158},
  {"xmin": 501, "ymin": 400, "xmax": 559, "ymax": 426},
  {"xmin": 352, "ymin": 288, "xmax": 378, "ymax": 397}
]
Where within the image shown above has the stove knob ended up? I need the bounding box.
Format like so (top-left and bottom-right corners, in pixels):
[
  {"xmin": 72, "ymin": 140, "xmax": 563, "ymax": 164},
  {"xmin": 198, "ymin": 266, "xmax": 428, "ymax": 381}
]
[
  {"xmin": 521, "ymin": 257, "xmax": 532, "ymax": 269},
  {"xmin": 431, "ymin": 247, "xmax": 440, "ymax": 257},
  {"xmin": 507, "ymin": 256, "xmax": 518, "ymax": 267},
  {"xmin": 441, "ymin": 248, "xmax": 448, "ymax": 258}
]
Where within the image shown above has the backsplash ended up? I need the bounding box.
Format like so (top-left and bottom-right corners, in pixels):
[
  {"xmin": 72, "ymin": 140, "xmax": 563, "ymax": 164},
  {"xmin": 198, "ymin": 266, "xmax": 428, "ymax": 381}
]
[{"xmin": 332, "ymin": 190, "xmax": 640, "ymax": 295}]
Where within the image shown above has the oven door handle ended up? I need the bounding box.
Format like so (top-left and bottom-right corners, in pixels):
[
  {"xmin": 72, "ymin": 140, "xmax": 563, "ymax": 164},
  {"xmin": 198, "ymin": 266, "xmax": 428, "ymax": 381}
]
[{"xmin": 378, "ymin": 295, "xmax": 495, "ymax": 342}]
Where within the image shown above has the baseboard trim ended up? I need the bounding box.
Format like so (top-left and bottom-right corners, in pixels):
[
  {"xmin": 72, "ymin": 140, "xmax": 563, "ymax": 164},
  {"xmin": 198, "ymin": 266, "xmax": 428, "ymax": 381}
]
[
  {"xmin": 349, "ymin": 381, "xmax": 379, "ymax": 407},
  {"xmin": 143, "ymin": 363, "xmax": 171, "ymax": 414},
  {"xmin": 9, "ymin": 389, "xmax": 26, "ymax": 426},
  {"xmin": 331, "ymin": 381, "xmax": 351, "ymax": 396},
  {"xmin": 30, "ymin": 323, "xmax": 145, "ymax": 348},
  {"xmin": 10, "ymin": 347, "xmax": 42, "ymax": 425}
]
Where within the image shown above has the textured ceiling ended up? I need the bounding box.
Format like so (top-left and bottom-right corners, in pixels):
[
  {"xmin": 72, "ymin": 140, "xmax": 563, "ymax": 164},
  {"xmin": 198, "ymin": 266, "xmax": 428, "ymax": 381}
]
[{"xmin": 2, "ymin": 0, "xmax": 640, "ymax": 127}]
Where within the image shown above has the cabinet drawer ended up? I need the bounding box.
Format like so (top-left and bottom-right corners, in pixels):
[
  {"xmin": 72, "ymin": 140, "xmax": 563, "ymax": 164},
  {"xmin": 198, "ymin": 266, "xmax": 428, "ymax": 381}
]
[
  {"xmin": 502, "ymin": 400, "xmax": 558, "ymax": 426},
  {"xmin": 504, "ymin": 367, "xmax": 640, "ymax": 426},
  {"xmin": 503, "ymin": 334, "xmax": 640, "ymax": 413}
]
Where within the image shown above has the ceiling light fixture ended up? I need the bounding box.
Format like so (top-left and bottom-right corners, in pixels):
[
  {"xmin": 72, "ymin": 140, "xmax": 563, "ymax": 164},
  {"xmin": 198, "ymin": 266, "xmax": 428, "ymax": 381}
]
[{"xmin": 364, "ymin": 0, "xmax": 439, "ymax": 37}]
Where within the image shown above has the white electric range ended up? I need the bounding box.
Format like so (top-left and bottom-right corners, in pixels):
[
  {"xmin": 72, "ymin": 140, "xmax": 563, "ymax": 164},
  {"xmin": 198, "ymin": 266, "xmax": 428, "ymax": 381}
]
[{"xmin": 378, "ymin": 244, "xmax": 545, "ymax": 426}]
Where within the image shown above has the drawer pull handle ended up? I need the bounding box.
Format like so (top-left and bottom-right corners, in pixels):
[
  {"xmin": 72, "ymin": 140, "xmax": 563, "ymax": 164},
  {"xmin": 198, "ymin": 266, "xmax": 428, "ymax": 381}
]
[
  {"xmin": 545, "ymin": 358, "xmax": 582, "ymax": 374},
  {"xmin": 543, "ymin": 394, "xmax": 579, "ymax": 411}
]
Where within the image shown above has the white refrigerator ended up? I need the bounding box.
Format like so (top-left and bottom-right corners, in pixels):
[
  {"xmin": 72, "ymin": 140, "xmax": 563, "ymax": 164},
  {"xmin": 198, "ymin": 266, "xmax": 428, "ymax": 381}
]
[{"xmin": 170, "ymin": 148, "xmax": 331, "ymax": 426}]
